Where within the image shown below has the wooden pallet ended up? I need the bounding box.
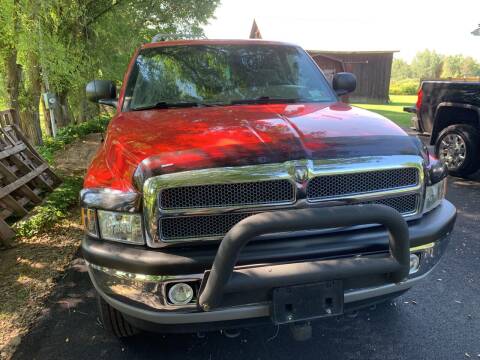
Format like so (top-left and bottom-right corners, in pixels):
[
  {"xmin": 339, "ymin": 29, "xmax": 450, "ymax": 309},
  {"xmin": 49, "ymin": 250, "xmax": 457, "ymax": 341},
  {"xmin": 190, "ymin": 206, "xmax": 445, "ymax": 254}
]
[{"xmin": 0, "ymin": 109, "xmax": 61, "ymax": 248}]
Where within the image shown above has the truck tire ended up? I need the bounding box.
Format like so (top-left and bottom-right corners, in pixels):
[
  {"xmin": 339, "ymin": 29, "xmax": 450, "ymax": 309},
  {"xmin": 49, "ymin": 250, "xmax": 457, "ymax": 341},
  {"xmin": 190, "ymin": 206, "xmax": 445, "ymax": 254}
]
[
  {"xmin": 435, "ymin": 124, "xmax": 480, "ymax": 178},
  {"xmin": 97, "ymin": 295, "xmax": 138, "ymax": 338}
]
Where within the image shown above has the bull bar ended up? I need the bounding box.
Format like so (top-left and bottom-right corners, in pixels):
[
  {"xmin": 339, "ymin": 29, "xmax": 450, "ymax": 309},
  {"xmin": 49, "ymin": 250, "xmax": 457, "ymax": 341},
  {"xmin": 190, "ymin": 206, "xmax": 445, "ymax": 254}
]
[{"xmin": 198, "ymin": 204, "xmax": 410, "ymax": 311}]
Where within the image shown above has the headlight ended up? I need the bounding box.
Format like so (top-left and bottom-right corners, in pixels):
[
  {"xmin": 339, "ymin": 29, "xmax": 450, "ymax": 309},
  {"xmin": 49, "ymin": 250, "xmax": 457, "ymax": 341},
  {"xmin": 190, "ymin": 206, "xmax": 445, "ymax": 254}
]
[
  {"xmin": 97, "ymin": 210, "xmax": 144, "ymax": 244},
  {"xmin": 423, "ymin": 178, "xmax": 446, "ymax": 213}
]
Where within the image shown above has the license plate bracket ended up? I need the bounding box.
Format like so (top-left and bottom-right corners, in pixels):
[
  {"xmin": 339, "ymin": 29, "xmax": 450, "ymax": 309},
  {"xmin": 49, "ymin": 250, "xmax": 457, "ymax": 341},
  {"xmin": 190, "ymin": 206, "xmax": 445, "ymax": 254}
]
[{"xmin": 271, "ymin": 280, "xmax": 344, "ymax": 325}]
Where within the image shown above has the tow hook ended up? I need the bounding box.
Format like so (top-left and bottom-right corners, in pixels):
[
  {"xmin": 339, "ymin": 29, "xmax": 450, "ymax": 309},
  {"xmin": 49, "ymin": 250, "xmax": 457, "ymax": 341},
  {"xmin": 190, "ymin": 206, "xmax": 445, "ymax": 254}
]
[{"xmin": 289, "ymin": 321, "xmax": 312, "ymax": 341}]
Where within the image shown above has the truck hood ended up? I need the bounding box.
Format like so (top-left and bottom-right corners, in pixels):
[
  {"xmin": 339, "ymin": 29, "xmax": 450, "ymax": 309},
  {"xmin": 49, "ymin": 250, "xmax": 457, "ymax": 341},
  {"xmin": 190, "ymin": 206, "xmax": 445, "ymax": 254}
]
[{"xmin": 84, "ymin": 102, "xmax": 421, "ymax": 192}]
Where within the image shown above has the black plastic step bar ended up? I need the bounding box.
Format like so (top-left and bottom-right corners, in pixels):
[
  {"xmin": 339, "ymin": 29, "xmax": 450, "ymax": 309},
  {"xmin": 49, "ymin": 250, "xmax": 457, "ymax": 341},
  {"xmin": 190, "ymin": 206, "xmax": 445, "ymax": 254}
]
[{"xmin": 198, "ymin": 204, "xmax": 410, "ymax": 311}]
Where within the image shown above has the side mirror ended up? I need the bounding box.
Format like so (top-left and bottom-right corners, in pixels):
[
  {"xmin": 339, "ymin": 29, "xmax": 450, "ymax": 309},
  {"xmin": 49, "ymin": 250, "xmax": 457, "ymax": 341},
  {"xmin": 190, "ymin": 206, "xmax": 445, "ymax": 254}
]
[
  {"xmin": 332, "ymin": 72, "xmax": 357, "ymax": 96},
  {"xmin": 86, "ymin": 80, "xmax": 117, "ymax": 107}
]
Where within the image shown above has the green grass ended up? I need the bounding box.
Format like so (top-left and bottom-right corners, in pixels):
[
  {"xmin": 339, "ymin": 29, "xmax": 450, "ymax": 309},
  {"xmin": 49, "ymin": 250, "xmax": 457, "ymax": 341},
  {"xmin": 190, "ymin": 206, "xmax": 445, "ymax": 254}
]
[{"xmin": 353, "ymin": 95, "xmax": 417, "ymax": 128}]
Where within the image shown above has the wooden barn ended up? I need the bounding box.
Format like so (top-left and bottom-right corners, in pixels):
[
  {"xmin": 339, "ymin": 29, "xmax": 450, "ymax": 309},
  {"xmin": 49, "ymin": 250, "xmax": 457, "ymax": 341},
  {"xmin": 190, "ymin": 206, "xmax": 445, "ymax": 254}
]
[
  {"xmin": 308, "ymin": 50, "xmax": 397, "ymax": 103},
  {"xmin": 248, "ymin": 20, "xmax": 397, "ymax": 103}
]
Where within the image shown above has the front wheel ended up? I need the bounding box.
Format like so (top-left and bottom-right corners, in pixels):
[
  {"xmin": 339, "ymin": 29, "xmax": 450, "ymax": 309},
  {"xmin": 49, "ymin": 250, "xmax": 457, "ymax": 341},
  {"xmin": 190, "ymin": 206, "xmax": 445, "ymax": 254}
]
[
  {"xmin": 97, "ymin": 294, "xmax": 138, "ymax": 338},
  {"xmin": 435, "ymin": 124, "xmax": 480, "ymax": 178}
]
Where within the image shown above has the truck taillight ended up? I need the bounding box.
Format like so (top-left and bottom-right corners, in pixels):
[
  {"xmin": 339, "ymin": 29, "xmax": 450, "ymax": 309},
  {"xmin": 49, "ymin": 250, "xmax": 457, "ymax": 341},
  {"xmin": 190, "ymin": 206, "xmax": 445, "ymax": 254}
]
[{"xmin": 416, "ymin": 88, "xmax": 423, "ymax": 110}]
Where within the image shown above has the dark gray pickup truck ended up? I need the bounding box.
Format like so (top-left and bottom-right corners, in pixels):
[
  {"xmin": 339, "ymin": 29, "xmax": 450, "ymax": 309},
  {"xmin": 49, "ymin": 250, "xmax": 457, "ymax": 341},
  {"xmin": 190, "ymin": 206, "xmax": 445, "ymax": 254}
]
[{"xmin": 405, "ymin": 81, "xmax": 480, "ymax": 177}]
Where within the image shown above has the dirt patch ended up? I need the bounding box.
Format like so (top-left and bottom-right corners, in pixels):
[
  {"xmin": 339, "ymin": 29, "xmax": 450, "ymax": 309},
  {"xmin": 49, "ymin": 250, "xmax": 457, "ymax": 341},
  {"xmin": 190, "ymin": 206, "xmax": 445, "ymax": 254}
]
[
  {"xmin": 0, "ymin": 134, "xmax": 102, "ymax": 359},
  {"xmin": 0, "ymin": 214, "xmax": 83, "ymax": 359},
  {"xmin": 52, "ymin": 133, "xmax": 102, "ymax": 175}
]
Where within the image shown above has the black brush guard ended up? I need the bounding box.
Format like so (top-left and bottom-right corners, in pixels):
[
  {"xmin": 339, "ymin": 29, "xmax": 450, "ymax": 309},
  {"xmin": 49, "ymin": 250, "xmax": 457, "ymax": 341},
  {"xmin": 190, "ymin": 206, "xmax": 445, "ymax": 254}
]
[{"xmin": 198, "ymin": 204, "xmax": 410, "ymax": 311}]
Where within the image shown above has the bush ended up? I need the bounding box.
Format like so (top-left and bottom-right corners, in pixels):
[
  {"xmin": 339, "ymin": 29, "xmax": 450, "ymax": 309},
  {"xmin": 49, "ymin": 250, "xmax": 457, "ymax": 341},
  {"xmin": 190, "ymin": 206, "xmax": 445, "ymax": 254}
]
[
  {"xmin": 12, "ymin": 116, "xmax": 112, "ymax": 237},
  {"xmin": 37, "ymin": 115, "xmax": 110, "ymax": 164},
  {"xmin": 13, "ymin": 176, "xmax": 84, "ymax": 237},
  {"xmin": 390, "ymin": 79, "xmax": 420, "ymax": 95}
]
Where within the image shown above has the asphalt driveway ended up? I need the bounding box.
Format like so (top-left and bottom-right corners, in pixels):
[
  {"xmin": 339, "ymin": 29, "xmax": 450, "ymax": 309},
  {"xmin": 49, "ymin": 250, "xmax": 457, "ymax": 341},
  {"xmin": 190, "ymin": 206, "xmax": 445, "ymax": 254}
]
[{"xmin": 12, "ymin": 174, "xmax": 480, "ymax": 360}]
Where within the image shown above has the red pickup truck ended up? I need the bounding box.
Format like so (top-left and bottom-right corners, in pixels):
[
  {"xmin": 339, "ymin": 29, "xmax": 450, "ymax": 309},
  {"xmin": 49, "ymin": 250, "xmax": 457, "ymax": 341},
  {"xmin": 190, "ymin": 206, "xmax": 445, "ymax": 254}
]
[{"xmin": 81, "ymin": 39, "xmax": 456, "ymax": 338}]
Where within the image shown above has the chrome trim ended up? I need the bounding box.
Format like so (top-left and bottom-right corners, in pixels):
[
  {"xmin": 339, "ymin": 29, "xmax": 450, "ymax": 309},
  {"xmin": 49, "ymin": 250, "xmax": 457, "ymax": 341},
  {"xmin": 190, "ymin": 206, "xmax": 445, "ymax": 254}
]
[
  {"xmin": 95, "ymin": 272, "xmax": 427, "ymax": 324},
  {"xmin": 89, "ymin": 237, "xmax": 446, "ymax": 323},
  {"xmin": 87, "ymin": 262, "xmax": 202, "ymax": 311},
  {"xmin": 143, "ymin": 155, "xmax": 426, "ymax": 247},
  {"xmin": 80, "ymin": 188, "xmax": 141, "ymax": 213},
  {"xmin": 88, "ymin": 236, "xmax": 448, "ymax": 315}
]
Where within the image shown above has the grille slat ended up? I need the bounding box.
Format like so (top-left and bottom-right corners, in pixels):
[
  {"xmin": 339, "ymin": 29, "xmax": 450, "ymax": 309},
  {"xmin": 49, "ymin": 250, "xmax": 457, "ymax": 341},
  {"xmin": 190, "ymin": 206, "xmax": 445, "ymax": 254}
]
[
  {"xmin": 160, "ymin": 212, "xmax": 257, "ymax": 241},
  {"xmin": 160, "ymin": 179, "xmax": 294, "ymax": 210},
  {"xmin": 307, "ymin": 168, "xmax": 418, "ymax": 200},
  {"xmin": 159, "ymin": 194, "xmax": 419, "ymax": 241},
  {"xmin": 358, "ymin": 194, "xmax": 418, "ymax": 215}
]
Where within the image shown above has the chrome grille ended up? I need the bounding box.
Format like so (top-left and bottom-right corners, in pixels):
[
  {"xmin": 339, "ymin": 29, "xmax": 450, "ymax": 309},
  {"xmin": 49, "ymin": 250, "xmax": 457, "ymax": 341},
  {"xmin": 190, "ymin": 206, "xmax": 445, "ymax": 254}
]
[
  {"xmin": 160, "ymin": 179, "xmax": 295, "ymax": 210},
  {"xmin": 307, "ymin": 168, "xmax": 419, "ymax": 200},
  {"xmin": 359, "ymin": 194, "xmax": 419, "ymax": 215},
  {"xmin": 147, "ymin": 159, "xmax": 424, "ymax": 245},
  {"xmin": 160, "ymin": 212, "xmax": 257, "ymax": 241},
  {"xmin": 159, "ymin": 194, "xmax": 418, "ymax": 241}
]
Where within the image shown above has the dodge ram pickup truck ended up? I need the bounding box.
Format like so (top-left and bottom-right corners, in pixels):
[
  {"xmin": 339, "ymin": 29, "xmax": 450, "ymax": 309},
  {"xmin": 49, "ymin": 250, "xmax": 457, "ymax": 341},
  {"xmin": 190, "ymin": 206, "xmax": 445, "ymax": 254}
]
[
  {"xmin": 405, "ymin": 80, "xmax": 480, "ymax": 177},
  {"xmin": 81, "ymin": 39, "xmax": 456, "ymax": 338}
]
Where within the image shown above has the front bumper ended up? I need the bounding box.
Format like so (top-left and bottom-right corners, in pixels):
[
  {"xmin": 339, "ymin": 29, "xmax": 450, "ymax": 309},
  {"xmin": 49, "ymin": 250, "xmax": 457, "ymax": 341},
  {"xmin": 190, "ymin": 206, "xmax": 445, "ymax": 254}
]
[{"xmin": 84, "ymin": 200, "xmax": 456, "ymax": 328}]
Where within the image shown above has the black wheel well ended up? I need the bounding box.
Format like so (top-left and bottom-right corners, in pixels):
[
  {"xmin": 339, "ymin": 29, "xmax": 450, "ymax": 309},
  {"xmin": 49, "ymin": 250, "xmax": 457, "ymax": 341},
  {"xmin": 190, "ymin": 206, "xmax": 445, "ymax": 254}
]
[{"xmin": 432, "ymin": 106, "xmax": 479, "ymax": 143}]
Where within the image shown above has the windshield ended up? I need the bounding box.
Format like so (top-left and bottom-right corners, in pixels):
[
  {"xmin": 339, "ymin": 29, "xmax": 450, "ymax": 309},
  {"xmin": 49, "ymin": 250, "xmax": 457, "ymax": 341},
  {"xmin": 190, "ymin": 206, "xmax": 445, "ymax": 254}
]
[{"xmin": 122, "ymin": 44, "xmax": 336, "ymax": 111}]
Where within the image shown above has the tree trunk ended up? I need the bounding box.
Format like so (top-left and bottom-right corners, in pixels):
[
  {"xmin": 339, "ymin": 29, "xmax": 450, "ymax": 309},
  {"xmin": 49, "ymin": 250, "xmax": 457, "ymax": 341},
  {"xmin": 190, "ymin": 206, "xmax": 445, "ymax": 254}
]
[
  {"xmin": 61, "ymin": 93, "xmax": 74, "ymax": 125},
  {"xmin": 3, "ymin": 0, "xmax": 21, "ymax": 121},
  {"xmin": 5, "ymin": 50, "xmax": 22, "ymax": 118}
]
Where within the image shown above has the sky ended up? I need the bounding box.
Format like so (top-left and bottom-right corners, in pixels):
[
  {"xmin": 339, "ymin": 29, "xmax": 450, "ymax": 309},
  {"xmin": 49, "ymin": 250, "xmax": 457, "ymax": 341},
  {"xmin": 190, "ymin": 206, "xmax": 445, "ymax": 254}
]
[{"xmin": 203, "ymin": 0, "xmax": 480, "ymax": 61}]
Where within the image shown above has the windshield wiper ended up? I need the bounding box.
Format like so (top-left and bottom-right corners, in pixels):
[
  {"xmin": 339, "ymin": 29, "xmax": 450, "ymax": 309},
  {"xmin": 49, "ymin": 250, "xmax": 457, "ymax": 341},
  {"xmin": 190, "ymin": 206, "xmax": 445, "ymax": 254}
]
[
  {"xmin": 230, "ymin": 96, "xmax": 304, "ymax": 105},
  {"xmin": 131, "ymin": 101, "xmax": 210, "ymax": 111}
]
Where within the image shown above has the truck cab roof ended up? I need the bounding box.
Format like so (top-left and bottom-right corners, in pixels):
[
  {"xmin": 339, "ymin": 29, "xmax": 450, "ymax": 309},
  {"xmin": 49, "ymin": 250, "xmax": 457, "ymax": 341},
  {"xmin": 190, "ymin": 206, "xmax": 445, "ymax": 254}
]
[{"xmin": 142, "ymin": 38, "xmax": 298, "ymax": 50}]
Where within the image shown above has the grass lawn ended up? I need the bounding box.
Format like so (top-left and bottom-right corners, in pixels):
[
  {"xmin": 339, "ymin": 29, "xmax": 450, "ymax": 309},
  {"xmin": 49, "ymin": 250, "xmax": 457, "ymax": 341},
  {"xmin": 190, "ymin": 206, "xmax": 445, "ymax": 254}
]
[{"xmin": 353, "ymin": 95, "xmax": 417, "ymax": 128}]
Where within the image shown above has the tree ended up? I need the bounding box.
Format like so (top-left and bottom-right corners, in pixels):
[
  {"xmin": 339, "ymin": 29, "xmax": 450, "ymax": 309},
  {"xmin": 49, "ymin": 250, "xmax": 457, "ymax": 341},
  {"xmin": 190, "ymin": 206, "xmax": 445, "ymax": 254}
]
[
  {"xmin": 411, "ymin": 50, "xmax": 444, "ymax": 80},
  {"xmin": 442, "ymin": 55, "xmax": 466, "ymax": 78},
  {"xmin": 461, "ymin": 57, "xmax": 480, "ymax": 76},
  {"xmin": 441, "ymin": 55, "xmax": 480, "ymax": 78},
  {"xmin": 391, "ymin": 59, "xmax": 412, "ymax": 80},
  {"xmin": 0, "ymin": 0, "xmax": 220, "ymax": 143}
]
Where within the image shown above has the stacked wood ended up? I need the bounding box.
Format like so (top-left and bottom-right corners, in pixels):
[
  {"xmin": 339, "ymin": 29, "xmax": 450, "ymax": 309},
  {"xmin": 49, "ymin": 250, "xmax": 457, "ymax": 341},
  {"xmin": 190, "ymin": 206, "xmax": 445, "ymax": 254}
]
[{"xmin": 0, "ymin": 109, "xmax": 61, "ymax": 248}]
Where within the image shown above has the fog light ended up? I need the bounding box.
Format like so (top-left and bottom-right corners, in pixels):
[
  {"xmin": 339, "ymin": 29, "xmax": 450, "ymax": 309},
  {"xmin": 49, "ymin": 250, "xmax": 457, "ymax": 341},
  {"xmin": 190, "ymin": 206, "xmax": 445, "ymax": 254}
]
[
  {"xmin": 409, "ymin": 253, "xmax": 420, "ymax": 274},
  {"xmin": 168, "ymin": 283, "xmax": 194, "ymax": 305}
]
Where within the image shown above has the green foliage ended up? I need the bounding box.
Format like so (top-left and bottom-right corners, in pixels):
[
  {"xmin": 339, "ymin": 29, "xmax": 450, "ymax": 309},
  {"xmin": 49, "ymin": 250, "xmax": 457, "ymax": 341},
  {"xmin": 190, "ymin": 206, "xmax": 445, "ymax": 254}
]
[
  {"xmin": 0, "ymin": 0, "xmax": 221, "ymax": 121},
  {"xmin": 442, "ymin": 55, "xmax": 480, "ymax": 78},
  {"xmin": 391, "ymin": 59, "xmax": 412, "ymax": 80},
  {"xmin": 411, "ymin": 50, "xmax": 444, "ymax": 80},
  {"xmin": 13, "ymin": 176, "xmax": 83, "ymax": 237},
  {"xmin": 13, "ymin": 113, "xmax": 111, "ymax": 237},
  {"xmin": 37, "ymin": 115, "xmax": 110, "ymax": 164},
  {"xmin": 441, "ymin": 54, "xmax": 465, "ymax": 78},
  {"xmin": 393, "ymin": 52, "xmax": 480, "ymax": 83},
  {"xmin": 389, "ymin": 78, "xmax": 420, "ymax": 95}
]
